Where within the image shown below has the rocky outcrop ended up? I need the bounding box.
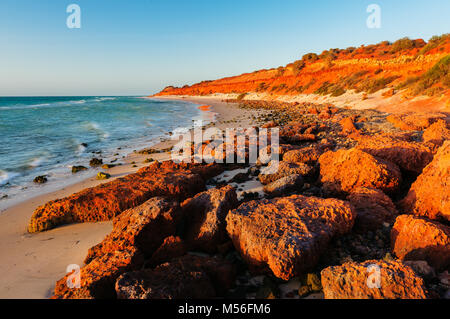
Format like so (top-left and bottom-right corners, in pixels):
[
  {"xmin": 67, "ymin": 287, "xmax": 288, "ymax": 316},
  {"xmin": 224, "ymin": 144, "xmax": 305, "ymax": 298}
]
[
  {"xmin": 391, "ymin": 215, "xmax": 450, "ymax": 271},
  {"xmin": 318, "ymin": 148, "xmax": 402, "ymax": 195},
  {"xmin": 263, "ymin": 174, "xmax": 304, "ymax": 197},
  {"xmin": 149, "ymin": 236, "xmax": 187, "ymax": 267},
  {"xmin": 355, "ymin": 133, "xmax": 436, "ymax": 174},
  {"xmin": 347, "ymin": 187, "xmax": 398, "ymax": 232},
  {"xmin": 53, "ymin": 197, "xmax": 182, "ymax": 299},
  {"xmin": 28, "ymin": 161, "xmax": 222, "ymax": 233},
  {"xmin": 181, "ymin": 185, "xmax": 239, "ymax": 253},
  {"xmin": 422, "ymin": 119, "xmax": 450, "ymax": 146},
  {"xmin": 115, "ymin": 255, "xmax": 236, "ymax": 299},
  {"xmin": 282, "ymin": 145, "xmax": 329, "ymax": 164},
  {"xmin": 400, "ymin": 141, "xmax": 449, "ymax": 221},
  {"xmin": 386, "ymin": 112, "xmax": 447, "ymax": 131},
  {"xmin": 321, "ymin": 260, "xmax": 428, "ymax": 299},
  {"xmin": 258, "ymin": 160, "xmax": 314, "ymax": 185},
  {"xmin": 226, "ymin": 195, "xmax": 356, "ymax": 280}
]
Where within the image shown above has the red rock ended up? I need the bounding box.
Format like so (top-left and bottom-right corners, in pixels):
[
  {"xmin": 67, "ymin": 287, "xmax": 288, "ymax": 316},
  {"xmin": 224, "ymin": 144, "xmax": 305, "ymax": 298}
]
[
  {"xmin": 400, "ymin": 141, "xmax": 449, "ymax": 221},
  {"xmin": 28, "ymin": 161, "xmax": 220, "ymax": 233},
  {"xmin": 391, "ymin": 215, "xmax": 450, "ymax": 271},
  {"xmin": 422, "ymin": 119, "xmax": 450, "ymax": 146},
  {"xmin": 263, "ymin": 174, "xmax": 304, "ymax": 197},
  {"xmin": 319, "ymin": 148, "xmax": 402, "ymax": 194},
  {"xmin": 347, "ymin": 187, "xmax": 398, "ymax": 232},
  {"xmin": 226, "ymin": 195, "xmax": 356, "ymax": 280},
  {"xmin": 149, "ymin": 236, "xmax": 188, "ymax": 267},
  {"xmin": 355, "ymin": 133, "xmax": 436, "ymax": 173},
  {"xmin": 53, "ymin": 197, "xmax": 181, "ymax": 299},
  {"xmin": 181, "ymin": 185, "xmax": 239, "ymax": 253},
  {"xmin": 321, "ymin": 260, "xmax": 428, "ymax": 299},
  {"xmin": 282, "ymin": 145, "xmax": 330, "ymax": 164},
  {"xmin": 262, "ymin": 121, "xmax": 278, "ymax": 128},
  {"xmin": 115, "ymin": 255, "xmax": 236, "ymax": 299},
  {"xmin": 54, "ymin": 249, "xmax": 142, "ymax": 299},
  {"xmin": 386, "ymin": 112, "xmax": 447, "ymax": 131},
  {"xmin": 84, "ymin": 197, "xmax": 182, "ymax": 264},
  {"xmin": 280, "ymin": 122, "xmax": 317, "ymax": 143},
  {"xmin": 259, "ymin": 160, "xmax": 314, "ymax": 185},
  {"xmin": 340, "ymin": 117, "xmax": 359, "ymax": 135}
]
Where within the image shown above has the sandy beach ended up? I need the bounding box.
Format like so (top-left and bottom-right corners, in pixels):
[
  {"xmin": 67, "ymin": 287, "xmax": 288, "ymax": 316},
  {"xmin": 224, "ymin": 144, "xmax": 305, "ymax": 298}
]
[{"xmin": 0, "ymin": 97, "xmax": 262, "ymax": 299}]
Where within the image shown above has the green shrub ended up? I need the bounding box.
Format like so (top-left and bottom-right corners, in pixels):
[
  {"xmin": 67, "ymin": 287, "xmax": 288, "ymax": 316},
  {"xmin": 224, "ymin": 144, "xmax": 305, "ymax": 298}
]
[
  {"xmin": 390, "ymin": 37, "xmax": 416, "ymax": 53},
  {"xmin": 236, "ymin": 93, "xmax": 247, "ymax": 101},
  {"xmin": 302, "ymin": 53, "xmax": 319, "ymax": 62},
  {"xmin": 292, "ymin": 60, "xmax": 306, "ymax": 76},
  {"xmin": 418, "ymin": 34, "xmax": 450, "ymax": 55}
]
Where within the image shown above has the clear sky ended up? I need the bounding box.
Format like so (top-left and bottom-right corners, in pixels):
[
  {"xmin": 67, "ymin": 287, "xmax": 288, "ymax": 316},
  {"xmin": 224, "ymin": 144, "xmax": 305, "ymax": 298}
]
[{"xmin": 0, "ymin": 0, "xmax": 449, "ymax": 96}]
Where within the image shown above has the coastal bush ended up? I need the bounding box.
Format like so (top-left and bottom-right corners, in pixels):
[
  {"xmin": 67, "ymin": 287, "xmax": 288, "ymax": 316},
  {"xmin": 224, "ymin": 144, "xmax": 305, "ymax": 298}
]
[
  {"xmin": 292, "ymin": 60, "xmax": 306, "ymax": 76},
  {"xmin": 418, "ymin": 34, "xmax": 450, "ymax": 55},
  {"xmin": 356, "ymin": 76, "xmax": 399, "ymax": 94},
  {"xmin": 256, "ymin": 82, "xmax": 269, "ymax": 92},
  {"xmin": 390, "ymin": 37, "xmax": 422, "ymax": 53},
  {"xmin": 236, "ymin": 93, "xmax": 247, "ymax": 101},
  {"xmin": 411, "ymin": 55, "xmax": 450, "ymax": 95},
  {"xmin": 302, "ymin": 53, "xmax": 319, "ymax": 62},
  {"xmin": 276, "ymin": 66, "xmax": 285, "ymax": 77}
]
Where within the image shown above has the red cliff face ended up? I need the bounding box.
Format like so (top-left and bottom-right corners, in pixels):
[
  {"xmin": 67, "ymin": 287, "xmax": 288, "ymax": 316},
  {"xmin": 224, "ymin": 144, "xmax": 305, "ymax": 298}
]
[{"xmin": 154, "ymin": 35, "xmax": 450, "ymax": 105}]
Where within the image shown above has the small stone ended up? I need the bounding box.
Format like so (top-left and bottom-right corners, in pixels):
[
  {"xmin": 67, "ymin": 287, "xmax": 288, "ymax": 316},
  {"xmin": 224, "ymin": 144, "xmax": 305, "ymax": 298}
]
[
  {"xmin": 89, "ymin": 158, "xmax": 103, "ymax": 167},
  {"xmin": 72, "ymin": 166, "xmax": 88, "ymax": 173},
  {"xmin": 96, "ymin": 172, "xmax": 111, "ymax": 180},
  {"xmin": 307, "ymin": 273, "xmax": 322, "ymax": 291},
  {"xmin": 33, "ymin": 176, "xmax": 47, "ymax": 184},
  {"xmin": 298, "ymin": 285, "xmax": 311, "ymax": 297}
]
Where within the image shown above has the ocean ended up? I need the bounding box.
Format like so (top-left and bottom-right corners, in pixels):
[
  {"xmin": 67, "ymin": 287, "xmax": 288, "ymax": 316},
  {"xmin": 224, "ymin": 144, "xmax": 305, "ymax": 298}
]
[{"xmin": 0, "ymin": 96, "xmax": 209, "ymax": 209}]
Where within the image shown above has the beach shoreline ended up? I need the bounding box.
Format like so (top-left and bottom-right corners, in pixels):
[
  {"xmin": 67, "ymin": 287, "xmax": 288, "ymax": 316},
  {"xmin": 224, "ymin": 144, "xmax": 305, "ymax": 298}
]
[{"xmin": 0, "ymin": 96, "xmax": 262, "ymax": 299}]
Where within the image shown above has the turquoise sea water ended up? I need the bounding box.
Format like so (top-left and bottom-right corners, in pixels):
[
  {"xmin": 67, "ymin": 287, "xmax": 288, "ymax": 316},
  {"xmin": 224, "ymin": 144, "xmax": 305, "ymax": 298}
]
[{"xmin": 0, "ymin": 96, "xmax": 208, "ymax": 208}]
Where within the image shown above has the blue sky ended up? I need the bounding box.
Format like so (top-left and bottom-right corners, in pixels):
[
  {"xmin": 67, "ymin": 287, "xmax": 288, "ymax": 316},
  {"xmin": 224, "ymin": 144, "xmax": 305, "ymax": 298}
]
[{"xmin": 0, "ymin": 0, "xmax": 449, "ymax": 96}]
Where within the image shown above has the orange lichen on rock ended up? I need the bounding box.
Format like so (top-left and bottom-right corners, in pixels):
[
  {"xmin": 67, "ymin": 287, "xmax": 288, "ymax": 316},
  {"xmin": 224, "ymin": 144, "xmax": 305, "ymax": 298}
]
[
  {"xmin": 400, "ymin": 141, "xmax": 449, "ymax": 221},
  {"xmin": 321, "ymin": 260, "xmax": 428, "ymax": 299},
  {"xmin": 318, "ymin": 148, "xmax": 402, "ymax": 195},
  {"xmin": 226, "ymin": 195, "xmax": 356, "ymax": 280},
  {"xmin": 28, "ymin": 161, "xmax": 223, "ymax": 233},
  {"xmin": 391, "ymin": 215, "xmax": 450, "ymax": 271}
]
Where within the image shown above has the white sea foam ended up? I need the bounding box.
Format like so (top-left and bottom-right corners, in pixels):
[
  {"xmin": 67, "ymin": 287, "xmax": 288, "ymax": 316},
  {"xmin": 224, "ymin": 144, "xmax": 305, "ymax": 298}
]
[{"xmin": 0, "ymin": 170, "xmax": 19, "ymax": 186}]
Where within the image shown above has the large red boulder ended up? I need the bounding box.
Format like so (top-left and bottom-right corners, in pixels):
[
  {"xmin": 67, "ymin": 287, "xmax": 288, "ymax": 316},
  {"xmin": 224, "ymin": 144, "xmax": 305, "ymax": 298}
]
[
  {"xmin": 319, "ymin": 148, "xmax": 402, "ymax": 194},
  {"xmin": 226, "ymin": 195, "xmax": 356, "ymax": 280},
  {"xmin": 400, "ymin": 141, "xmax": 450, "ymax": 221},
  {"xmin": 321, "ymin": 260, "xmax": 428, "ymax": 299},
  {"xmin": 355, "ymin": 133, "xmax": 436, "ymax": 173},
  {"xmin": 115, "ymin": 255, "xmax": 236, "ymax": 299},
  {"xmin": 53, "ymin": 197, "xmax": 181, "ymax": 299},
  {"xmin": 181, "ymin": 185, "xmax": 239, "ymax": 253},
  {"xmin": 347, "ymin": 187, "xmax": 398, "ymax": 232},
  {"xmin": 28, "ymin": 161, "xmax": 222, "ymax": 233},
  {"xmin": 258, "ymin": 160, "xmax": 314, "ymax": 185},
  {"xmin": 391, "ymin": 215, "xmax": 450, "ymax": 271}
]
